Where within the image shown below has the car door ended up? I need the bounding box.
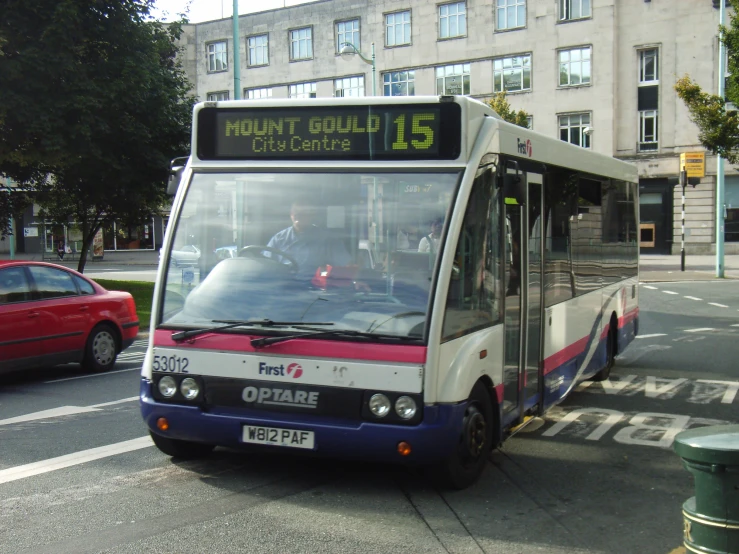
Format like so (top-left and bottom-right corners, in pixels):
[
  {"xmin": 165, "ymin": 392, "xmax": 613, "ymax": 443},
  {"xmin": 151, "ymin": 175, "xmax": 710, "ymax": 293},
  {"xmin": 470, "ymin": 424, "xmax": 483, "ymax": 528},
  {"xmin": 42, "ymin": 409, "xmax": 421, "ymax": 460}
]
[
  {"xmin": 27, "ymin": 266, "xmax": 91, "ymax": 365},
  {"xmin": 0, "ymin": 266, "xmax": 40, "ymax": 372}
]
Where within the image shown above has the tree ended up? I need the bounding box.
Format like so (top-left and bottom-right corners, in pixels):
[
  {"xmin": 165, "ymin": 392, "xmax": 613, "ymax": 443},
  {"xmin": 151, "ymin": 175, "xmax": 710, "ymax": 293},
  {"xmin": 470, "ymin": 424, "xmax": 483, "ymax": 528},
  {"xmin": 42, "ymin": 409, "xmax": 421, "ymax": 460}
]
[
  {"xmin": 0, "ymin": 0, "xmax": 195, "ymax": 270},
  {"xmin": 675, "ymin": 0, "xmax": 739, "ymax": 163},
  {"xmin": 485, "ymin": 92, "xmax": 531, "ymax": 128}
]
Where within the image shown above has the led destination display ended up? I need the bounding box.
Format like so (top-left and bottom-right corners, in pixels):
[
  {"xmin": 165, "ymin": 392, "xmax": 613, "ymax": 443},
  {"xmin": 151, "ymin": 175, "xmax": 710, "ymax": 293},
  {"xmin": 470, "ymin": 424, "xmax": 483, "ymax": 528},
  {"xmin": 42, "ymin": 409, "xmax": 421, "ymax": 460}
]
[{"xmin": 196, "ymin": 103, "xmax": 462, "ymax": 161}]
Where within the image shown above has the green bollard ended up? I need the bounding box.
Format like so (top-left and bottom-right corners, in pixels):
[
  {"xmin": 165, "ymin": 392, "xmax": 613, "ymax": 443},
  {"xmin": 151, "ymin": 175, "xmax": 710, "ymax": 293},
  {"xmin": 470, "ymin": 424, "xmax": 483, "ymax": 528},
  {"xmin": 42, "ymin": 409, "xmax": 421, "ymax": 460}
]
[{"xmin": 673, "ymin": 425, "xmax": 739, "ymax": 554}]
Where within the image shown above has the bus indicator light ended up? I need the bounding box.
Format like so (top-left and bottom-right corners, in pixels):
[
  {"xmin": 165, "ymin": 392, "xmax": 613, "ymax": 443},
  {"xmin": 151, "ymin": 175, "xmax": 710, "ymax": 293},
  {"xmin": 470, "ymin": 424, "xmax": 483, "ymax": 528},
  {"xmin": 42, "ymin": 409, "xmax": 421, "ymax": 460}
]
[
  {"xmin": 157, "ymin": 418, "xmax": 169, "ymax": 431},
  {"xmin": 397, "ymin": 442, "xmax": 412, "ymax": 456}
]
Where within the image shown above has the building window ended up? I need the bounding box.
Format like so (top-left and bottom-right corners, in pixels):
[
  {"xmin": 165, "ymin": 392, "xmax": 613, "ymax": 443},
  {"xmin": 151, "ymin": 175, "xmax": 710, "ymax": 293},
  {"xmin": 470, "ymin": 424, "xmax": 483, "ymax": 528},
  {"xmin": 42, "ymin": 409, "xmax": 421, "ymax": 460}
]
[
  {"xmin": 639, "ymin": 110, "xmax": 658, "ymax": 151},
  {"xmin": 207, "ymin": 41, "xmax": 228, "ymax": 72},
  {"xmin": 639, "ymin": 49, "xmax": 658, "ymax": 85},
  {"xmin": 386, "ymin": 11, "xmax": 411, "ymax": 47},
  {"xmin": 336, "ymin": 19, "xmax": 360, "ymax": 52},
  {"xmin": 245, "ymin": 87, "xmax": 272, "ymax": 99},
  {"xmin": 383, "ymin": 70, "xmax": 416, "ymax": 96},
  {"xmin": 206, "ymin": 91, "xmax": 229, "ymax": 101},
  {"xmin": 493, "ymin": 54, "xmax": 531, "ymax": 92},
  {"xmin": 335, "ymin": 76, "xmax": 365, "ymax": 97},
  {"xmin": 559, "ymin": 46, "xmax": 591, "ymax": 86},
  {"xmin": 247, "ymin": 34, "xmax": 269, "ymax": 67},
  {"xmin": 496, "ymin": 0, "xmax": 526, "ymax": 30},
  {"xmin": 559, "ymin": 113, "xmax": 591, "ymax": 148},
  {"xmin": 439, "ymin": 2, "xmax": 466, "ymax": 39},
  {"xmin": 290, "ymin": 27, "xmax": 312, "ymax": 60},
  {"xmin": 289, "ymin": 82, "xmax": 317, "ymax": 98},
  {"xmin": 436, "ymin": 63, "xmax": 471, "ymax": 95},
  {"xmin": 560, "ymin": 0, "xmax": 591, "ymax": 21}
]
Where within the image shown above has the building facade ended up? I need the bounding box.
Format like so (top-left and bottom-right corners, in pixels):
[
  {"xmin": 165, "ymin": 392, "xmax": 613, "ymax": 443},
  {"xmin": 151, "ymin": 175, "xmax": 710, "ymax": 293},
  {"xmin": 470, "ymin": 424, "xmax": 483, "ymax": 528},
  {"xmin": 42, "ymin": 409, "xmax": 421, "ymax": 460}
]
[{"xmin": 177, "ymin": 0, "xmax": 737, "ymax": 254}]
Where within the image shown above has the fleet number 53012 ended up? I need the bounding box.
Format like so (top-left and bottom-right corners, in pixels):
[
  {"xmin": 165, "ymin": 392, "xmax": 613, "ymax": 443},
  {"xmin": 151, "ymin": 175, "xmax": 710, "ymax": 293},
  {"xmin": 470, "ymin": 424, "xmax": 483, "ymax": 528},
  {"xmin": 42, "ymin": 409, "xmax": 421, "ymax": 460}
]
[{"xmin": 153, "ymin": 354, "xmax": 190, "ymax": 373}]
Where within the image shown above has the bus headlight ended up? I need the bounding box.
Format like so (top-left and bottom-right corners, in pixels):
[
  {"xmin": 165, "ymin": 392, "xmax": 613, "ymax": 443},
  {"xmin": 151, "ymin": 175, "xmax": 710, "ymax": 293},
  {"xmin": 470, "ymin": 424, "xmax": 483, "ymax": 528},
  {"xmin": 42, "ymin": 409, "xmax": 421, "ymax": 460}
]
[
  {"xmin": 158, "ymin": 376, "xmax": 177, "ymax": 398},
  {"xmin": 395, "ymin": 396, "xmax": 417, "ymax": 420},
  {"xmin": 369, "ymin": 394, "xmax": 391, "ymax": 417},
  {"xmin": 180, "ymin": 377, "xmax": 200, "ymax": 400}
]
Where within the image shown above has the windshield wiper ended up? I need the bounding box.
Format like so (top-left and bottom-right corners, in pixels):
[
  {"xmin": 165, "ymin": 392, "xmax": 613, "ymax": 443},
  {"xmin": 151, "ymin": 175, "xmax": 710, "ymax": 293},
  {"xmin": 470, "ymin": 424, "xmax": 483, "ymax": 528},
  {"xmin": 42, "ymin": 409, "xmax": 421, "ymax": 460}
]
[
  {"xmin": 170, "ymin": 319, "xmax": 333, "ymax": 342},
  {"xmin": 251, "ymin": 326, "xmax": 411, "ymax": 347}
]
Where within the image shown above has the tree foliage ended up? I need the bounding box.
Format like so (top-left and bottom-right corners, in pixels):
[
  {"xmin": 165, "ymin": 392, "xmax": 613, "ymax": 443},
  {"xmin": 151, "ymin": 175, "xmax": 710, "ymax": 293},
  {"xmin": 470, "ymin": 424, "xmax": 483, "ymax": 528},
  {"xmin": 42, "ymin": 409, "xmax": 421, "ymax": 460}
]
[
  {"xmin": 0, "ymin": 0, "xmax": 195, "ymax": 269},
  {"xmin": 675, "ymin": 0, "xmax": 739, "ymax": 164},
  {"xmin": 485, "ymin": 92, "xmax": 531, "ymax": 128}
]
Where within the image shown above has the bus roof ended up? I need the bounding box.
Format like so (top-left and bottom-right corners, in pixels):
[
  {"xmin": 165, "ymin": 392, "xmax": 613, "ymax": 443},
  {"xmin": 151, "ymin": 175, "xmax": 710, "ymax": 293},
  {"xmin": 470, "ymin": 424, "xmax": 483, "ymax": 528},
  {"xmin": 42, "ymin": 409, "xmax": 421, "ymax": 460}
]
[{"xmin": 188, "ymin": 95, "xmax": 637, "ymax": 182}]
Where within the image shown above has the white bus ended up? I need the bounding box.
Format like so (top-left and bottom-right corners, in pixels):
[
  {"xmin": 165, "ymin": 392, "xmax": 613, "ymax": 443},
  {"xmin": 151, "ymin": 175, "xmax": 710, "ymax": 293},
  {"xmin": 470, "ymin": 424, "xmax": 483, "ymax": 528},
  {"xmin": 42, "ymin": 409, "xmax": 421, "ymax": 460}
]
[{"xmin": 142, "ymin": 96, "xmax": 639, "ymax": 489}]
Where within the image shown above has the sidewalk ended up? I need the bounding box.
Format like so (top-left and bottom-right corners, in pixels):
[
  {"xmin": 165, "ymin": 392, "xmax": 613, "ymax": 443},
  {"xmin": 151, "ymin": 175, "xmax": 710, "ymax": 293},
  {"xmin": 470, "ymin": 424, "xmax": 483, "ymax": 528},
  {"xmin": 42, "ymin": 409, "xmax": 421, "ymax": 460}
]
[
  {"xmin": 1, "ymin": 249, "xmax": 159, "ymax": 266},
  {"xmin": 639, "ymin": 254, "xmax": 739, "ymax": 282}
]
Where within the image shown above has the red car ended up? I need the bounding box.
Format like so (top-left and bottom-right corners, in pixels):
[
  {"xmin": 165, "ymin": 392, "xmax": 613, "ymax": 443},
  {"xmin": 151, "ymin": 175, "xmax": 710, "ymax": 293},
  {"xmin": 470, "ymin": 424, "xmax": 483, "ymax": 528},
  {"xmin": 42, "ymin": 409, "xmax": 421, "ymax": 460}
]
[{"xmin": 0, "ymin": 261, "xmax": 139, "ymax": 374}]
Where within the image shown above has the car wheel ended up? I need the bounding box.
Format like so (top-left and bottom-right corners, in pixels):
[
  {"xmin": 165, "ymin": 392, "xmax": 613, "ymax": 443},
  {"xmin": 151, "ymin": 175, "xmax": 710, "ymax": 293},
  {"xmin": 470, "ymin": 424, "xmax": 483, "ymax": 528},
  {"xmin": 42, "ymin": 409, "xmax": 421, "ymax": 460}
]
[
  {"xmin": 150, "ymin": 432, "xmax": 215, "ymax": 459},
  {"xmin": 433, "ymin": 381, "xmax": 495, "ymax": 490},
  {"xmin": 83, "ymin": 323, "xmax": 118, "ymax": 372}
]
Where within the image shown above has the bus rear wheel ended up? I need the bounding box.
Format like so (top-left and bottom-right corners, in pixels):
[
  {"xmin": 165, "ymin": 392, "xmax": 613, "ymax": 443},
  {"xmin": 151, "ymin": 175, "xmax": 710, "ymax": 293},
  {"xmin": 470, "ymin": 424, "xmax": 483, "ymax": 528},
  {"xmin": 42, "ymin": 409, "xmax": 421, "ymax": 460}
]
[
  {"xmin": 434, "ymin": 381, "xmax": 495, "ymax": 490},
  {"xmin": 592, "ymin": 317, "xmax": 617, "ymax": 382},
  {"xmin": 150, "ymin": 432, "xmax": 215, "ymax": 459}
]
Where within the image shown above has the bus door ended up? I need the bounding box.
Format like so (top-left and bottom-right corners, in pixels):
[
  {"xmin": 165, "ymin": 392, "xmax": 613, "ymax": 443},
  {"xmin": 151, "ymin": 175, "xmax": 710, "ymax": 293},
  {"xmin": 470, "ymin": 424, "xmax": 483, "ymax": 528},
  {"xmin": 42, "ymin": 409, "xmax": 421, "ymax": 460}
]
[{"xmin": 502, "ymin": 168, "xmax": 544, "ymax": 426}]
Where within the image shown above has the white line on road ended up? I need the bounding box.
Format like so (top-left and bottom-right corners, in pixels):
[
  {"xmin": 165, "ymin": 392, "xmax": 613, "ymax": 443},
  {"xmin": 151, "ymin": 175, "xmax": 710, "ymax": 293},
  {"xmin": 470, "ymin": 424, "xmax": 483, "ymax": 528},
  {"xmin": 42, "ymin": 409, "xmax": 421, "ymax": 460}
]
[
  {"xmin": 635, "ymin": 334, "xmax": 667, "ymax": 339},
  {"xmin": 88, "ymin": 397, "xmax": 139, "ymax": 408},
  {"xmin": 732, "ymin": 324, "xmax": 739, "ymax": 328},
  {"xmin": 662, "ymin": 291, "xmax": 679, "ymax": 295},
  {"xmin": 0, "ymin": 406, "xmax": 100, "ymax": 426},
  {"xmin": 642, "ymin": 285, "xmax": 658, "ymax": 290},
  {"xmin": 684, "ymin": 296, "xmax": 703, "ymax": 301},
  {"xmin": 684, "ymin": 328, "xmax": 716, "ymax": 333},
  {"xmin": 0, "ymin": 436, "xmax": 153, "ymax": 485},
  {"xmin": 45, "ymin": 368, "xmax": 138, "ymax": 383},
  {"xmin": 709, "ymin": 303, "xmax": 729, "ymax": 308},
  {"xmin": 0, "ymin": 397, "xmax": 138, "ymax": 426}
]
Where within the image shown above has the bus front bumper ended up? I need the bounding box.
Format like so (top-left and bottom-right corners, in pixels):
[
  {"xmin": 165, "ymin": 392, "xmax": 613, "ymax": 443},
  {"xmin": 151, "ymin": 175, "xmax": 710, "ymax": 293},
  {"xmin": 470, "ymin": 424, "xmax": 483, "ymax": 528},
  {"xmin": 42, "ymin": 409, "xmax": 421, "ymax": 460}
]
[{"xmin": 140, "ymin": 380, "xmax": 466, "ymax": 464}]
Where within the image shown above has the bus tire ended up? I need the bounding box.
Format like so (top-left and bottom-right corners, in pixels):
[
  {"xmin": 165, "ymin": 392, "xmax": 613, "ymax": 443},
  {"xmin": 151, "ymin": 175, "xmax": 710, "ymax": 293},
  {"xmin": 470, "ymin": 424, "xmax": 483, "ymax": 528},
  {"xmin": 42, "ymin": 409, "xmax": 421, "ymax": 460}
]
[
  {"xmin": 434, "ymin": 381, "xmax": 494, "ymax": 490},
  {"xmin": 591, "ymin": 315, "xmax": 617, "ymax": 382},
  {"xmin": 150, "ymin": 432, "xmax": 215, "ymax": 459}
]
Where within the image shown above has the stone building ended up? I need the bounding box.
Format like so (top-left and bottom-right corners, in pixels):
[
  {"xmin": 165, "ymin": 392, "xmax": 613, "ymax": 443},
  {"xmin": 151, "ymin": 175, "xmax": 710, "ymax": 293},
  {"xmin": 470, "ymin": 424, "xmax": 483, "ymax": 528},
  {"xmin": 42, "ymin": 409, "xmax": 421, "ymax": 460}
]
[{"xmin": 175, "ymin": 0, "xmax": 737, "ymax": 254}]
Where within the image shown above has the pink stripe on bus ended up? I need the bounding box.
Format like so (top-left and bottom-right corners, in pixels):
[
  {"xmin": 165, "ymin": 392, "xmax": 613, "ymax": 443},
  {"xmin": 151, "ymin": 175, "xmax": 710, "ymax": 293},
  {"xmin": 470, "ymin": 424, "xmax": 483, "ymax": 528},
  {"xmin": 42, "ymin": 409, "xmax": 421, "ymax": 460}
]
[
  {"xmin": 153, "ymin": 329, "xmax": 427, "ymax": 364},
  {"xmin": 542, "ymin": 336, "xmax": 589, "ymax": 375}
]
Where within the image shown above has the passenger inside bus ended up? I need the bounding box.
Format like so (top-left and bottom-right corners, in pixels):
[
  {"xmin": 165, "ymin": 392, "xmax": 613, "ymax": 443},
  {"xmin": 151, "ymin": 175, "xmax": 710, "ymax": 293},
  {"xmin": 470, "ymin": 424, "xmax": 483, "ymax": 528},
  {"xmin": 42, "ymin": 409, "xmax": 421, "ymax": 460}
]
[{"xmin": 418, "ymin": 218, "xmax": 444, "ymax": 255}]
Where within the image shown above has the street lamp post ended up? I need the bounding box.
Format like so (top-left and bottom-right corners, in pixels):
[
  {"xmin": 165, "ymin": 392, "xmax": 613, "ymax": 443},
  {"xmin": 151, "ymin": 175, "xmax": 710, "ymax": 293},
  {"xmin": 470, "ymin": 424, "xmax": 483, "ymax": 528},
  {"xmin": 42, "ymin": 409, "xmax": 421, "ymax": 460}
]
[{"xmin": 339, "ymin": 42, "xmax": 376, "ymax": 96}]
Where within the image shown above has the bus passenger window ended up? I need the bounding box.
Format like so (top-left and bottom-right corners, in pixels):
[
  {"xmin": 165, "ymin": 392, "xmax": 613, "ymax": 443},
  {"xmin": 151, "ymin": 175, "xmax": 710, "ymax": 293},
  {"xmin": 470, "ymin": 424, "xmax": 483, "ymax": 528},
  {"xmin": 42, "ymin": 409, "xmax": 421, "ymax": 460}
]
[{"xmin": 442, "ymin": 167, "xmax": 502, "ymax": 341}]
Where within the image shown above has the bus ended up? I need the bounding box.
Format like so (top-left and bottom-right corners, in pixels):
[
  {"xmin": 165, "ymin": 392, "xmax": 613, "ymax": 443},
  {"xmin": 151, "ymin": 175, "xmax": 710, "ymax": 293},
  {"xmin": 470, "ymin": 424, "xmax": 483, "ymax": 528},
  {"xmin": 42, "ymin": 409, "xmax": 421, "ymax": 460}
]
[{"xmin": 141, "ymin": 96, "xmax": 639, "ymax": 489}]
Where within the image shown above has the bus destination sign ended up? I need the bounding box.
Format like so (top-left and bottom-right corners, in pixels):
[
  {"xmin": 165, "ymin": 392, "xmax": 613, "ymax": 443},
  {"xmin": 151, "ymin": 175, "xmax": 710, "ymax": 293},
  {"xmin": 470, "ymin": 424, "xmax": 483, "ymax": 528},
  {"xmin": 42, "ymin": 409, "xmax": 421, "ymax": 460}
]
[{"xmin": 197, "ymin": 103, "xmax": 461, "ymax": 161}]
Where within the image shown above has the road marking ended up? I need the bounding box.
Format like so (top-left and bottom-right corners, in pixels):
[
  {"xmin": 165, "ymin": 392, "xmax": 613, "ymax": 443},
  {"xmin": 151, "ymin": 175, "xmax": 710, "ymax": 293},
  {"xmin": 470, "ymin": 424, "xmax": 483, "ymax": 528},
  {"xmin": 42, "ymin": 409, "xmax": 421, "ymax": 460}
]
[
  {"xmin": 732, "ymin": 324, "xmax": 739, "ymax": 328},
  {"xmin": 662, "ymin": 290, "xmax": 679, "ymax": 295},
  {"xmin": 643, "ymin": 285, "xmax": 658, "ymax": 290},
  {"xmin": 635, "ymin": 333, "xmax": 667, "ymax": 339},
  {"xmin": 0, "ymin": 406, "xmax": 100, "ymax": 426},
  {"xmin": 709, "ymin": 302, "xmax": 729, "ymax": 308},
  {"xmin": 0, "ymin": 397, "xmax": 138, "ymax": 426},
  {"xmin": 684, "ymin": 296, "xmax": 702, "ymax": 301},
  {"xmin": 684, "ymin": 328, "xmax": 715, "ymax": 333},
  {"xmin": 88, "ymin": 397, "xmax": 138, "ymax": 408},
  {"xmin": 45, "ymin": 368, "xmax": 138, "ymax": 383},
  {"xmin": 0, "ymin": 436, "xmax": 153, "ymax": 485}
]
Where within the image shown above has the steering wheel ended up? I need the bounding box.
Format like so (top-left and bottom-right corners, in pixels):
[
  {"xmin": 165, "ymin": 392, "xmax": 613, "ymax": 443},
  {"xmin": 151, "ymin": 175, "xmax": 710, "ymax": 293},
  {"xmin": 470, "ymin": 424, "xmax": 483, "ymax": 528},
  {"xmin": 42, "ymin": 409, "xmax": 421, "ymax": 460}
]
[{"xmin": 239, "ymin": 245, "xmax": 299, "ymax": 271}]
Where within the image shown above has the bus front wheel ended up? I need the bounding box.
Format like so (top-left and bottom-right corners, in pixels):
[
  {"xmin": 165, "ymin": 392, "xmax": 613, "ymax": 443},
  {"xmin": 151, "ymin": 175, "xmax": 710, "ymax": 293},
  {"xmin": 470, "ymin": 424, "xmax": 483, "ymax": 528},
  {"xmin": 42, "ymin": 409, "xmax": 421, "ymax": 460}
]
[
  {"xmin": 150, "ymin": 432, "xmax": 215, "ymax": 459},
  {"xmin": 434, "ymin": 381, "xmax": 495, "ymax": 490}
]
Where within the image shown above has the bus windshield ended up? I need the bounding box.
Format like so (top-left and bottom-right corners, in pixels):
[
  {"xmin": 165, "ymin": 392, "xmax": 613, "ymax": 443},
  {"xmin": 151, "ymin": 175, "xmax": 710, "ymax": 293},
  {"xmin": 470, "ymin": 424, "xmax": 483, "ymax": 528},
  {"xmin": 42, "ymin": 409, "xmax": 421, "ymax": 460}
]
[{"xmin": 160, "ymin": 171, "xmax": 460, "ymax": 340}]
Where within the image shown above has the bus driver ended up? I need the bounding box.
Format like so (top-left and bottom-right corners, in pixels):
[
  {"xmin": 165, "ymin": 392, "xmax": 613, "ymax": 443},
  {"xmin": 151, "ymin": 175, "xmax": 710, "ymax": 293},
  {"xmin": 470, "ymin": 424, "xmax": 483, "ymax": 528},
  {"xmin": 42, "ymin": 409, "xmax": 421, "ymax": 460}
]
[{"xmin": 267, "ymin": 201, "xmax": 351, "ymax": 278}]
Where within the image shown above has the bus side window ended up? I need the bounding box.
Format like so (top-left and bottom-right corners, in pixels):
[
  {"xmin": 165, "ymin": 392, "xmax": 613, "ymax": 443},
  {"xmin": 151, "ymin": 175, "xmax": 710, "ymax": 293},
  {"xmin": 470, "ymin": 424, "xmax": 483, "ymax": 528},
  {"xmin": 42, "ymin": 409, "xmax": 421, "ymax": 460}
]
[{"xmin": 442, "ymin": 167, "xmax": 502, "ymax": 342}]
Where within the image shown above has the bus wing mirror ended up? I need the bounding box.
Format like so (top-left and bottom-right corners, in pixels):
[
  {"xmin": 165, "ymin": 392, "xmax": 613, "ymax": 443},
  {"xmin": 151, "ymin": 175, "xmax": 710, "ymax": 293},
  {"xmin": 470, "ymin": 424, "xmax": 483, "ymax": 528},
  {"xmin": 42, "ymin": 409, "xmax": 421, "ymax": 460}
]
[
  {"xmin": 502, "ymin": 173, "xmax": 526, "ymax": 206},
  {"xmin": 167, "ymin": 168, "xmax": 184, "ymax": 195},
  {"xmin": 167, "ymin": 156, "xmax": 189, "ymax": 195}
]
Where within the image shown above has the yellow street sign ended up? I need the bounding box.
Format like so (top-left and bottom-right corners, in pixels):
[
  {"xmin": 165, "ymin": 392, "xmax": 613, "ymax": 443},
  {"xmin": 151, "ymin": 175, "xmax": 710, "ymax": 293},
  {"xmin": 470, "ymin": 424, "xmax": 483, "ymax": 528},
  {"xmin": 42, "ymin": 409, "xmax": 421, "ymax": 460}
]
[{"xmin": 680, "ymin": 152, "xmax": 705, "ymax": 178}]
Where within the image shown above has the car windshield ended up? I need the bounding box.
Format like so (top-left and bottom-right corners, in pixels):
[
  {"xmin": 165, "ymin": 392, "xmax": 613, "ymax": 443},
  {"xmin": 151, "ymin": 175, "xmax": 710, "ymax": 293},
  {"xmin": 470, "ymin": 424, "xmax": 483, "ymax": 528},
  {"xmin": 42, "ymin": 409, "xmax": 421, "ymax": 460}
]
[{"xmin": 159, "ymin": 171, "xmax": 460, "ymax": 340}]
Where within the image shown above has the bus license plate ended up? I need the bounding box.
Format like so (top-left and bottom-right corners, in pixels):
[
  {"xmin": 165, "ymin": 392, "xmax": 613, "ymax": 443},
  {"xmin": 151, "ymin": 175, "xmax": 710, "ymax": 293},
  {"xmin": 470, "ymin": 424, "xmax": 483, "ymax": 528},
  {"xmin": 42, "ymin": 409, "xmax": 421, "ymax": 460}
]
[{"xmin": 242, "ymin": 425, "xmax": 315, "ymax": 450}]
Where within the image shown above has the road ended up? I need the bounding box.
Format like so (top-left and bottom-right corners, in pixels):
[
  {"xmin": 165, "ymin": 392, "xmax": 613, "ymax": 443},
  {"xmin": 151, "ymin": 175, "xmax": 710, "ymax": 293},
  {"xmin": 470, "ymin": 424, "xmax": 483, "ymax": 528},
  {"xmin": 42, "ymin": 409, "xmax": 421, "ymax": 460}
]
[{"xmin": 1, "ymin": 281, "xmax": 738, "ymax": 553}]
